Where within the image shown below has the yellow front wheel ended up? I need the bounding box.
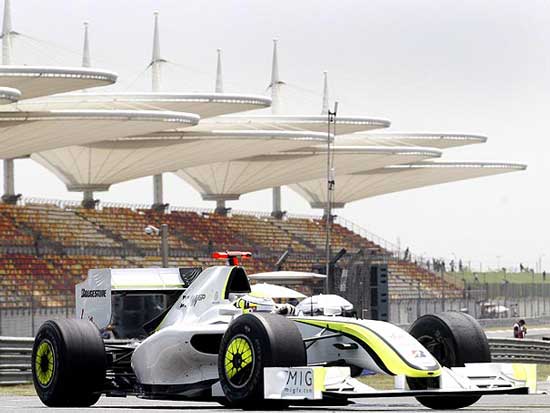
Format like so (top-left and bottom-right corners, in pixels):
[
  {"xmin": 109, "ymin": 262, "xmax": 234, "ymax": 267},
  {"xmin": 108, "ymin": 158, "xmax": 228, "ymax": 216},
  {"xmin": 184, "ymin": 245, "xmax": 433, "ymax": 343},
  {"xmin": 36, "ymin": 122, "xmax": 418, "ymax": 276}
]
[
  {"xmin": 224, "ymin": 335, "xmax": 255, "ymax": 388},
  {"xmin": 218, "ymin": 313, "xmax": 307, "ymax": 408}
]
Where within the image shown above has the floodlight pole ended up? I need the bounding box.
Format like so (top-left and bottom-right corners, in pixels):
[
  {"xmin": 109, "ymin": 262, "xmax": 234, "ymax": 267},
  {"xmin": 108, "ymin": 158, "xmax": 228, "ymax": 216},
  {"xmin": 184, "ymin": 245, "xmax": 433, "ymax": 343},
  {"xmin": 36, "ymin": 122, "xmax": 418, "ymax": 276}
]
[
  {"xmin": 160, "ymin": 224, "xmax": 169, "ymax": 268},
  {"xmin": 324, "ymin": 102, "xmax": 338, "ymax": 294}
]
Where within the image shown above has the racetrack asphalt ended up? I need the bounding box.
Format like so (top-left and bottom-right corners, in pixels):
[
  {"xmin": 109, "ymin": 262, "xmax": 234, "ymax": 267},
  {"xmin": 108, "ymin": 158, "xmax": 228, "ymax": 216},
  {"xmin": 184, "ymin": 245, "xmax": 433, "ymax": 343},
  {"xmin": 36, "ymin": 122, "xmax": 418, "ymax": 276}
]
[{"xmin": 1, "ymin": 394, "xmax": 548, "ymax": 412}]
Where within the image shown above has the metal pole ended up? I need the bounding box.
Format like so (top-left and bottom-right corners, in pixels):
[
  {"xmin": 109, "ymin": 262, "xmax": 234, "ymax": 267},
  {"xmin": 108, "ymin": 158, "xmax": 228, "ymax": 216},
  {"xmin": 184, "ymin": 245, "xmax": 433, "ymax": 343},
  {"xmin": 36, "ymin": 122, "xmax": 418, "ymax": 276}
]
[
  {"xmin": 272, "ymin": 186, "xmax": 282, "ymax": 218},
  {"xmin": 324, "ymin": 102, "xmax": 337, "ymax": 294},
  {"xmin": 531, "ymin": 271, "xmax": 535, "ymax": 317},
  {"xmin": 30, "ymin": 273, "xmax": 35, "ymax": 336},
  {"xmin": 153, "ymin": 174, "xmax": 163, "ymax": 207},
  {"xmin": 503, "ymin": 282, "xmax": 508, "ymax": 318},
  {"xmin": 161, "ymin": 224, "xmax": 169, "ymax": 268},
  {"xmin": 2, "ymin": 0, "xmax": 13, "ymax": 66},
  {"xmin": 417, "ymin": 281, "xmax": 421, "ymax": 318},
  {"xmin": 441, "ymin": 267, "xmax": 445, "ymax": 312}
]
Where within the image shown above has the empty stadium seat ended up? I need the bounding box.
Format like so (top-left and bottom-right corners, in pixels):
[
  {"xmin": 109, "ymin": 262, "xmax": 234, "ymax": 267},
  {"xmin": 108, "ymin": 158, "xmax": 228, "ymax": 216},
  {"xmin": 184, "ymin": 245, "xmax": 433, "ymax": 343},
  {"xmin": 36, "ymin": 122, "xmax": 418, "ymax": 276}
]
[{"xmin": 0, "ymin": 201, "xmax": 463, "ymax": 308}]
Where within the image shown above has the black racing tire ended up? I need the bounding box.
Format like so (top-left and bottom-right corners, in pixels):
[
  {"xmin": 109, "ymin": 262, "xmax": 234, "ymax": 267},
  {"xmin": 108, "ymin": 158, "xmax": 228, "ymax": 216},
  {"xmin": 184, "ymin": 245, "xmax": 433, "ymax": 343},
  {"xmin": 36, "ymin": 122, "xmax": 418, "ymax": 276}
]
[
  {"xmin": 407, "ymin": 312, "xmax": 491, "ymax": 410},
  {"xmin": 218, "ymin": 313, "xmax": 306, "ymax": 409},
  {"xmin": 349, "ymin": 365, "xmax": 364, "ymax": 377},
  {"xmin": 32, "ymin": 319, "xmax": 106, "ymax": 407}
]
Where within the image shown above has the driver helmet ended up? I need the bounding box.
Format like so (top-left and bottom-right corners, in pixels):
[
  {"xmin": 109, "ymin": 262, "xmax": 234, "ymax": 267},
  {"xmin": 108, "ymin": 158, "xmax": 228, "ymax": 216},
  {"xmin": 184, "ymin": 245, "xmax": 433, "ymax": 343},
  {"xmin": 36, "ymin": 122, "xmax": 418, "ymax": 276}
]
[{"xmin": 233, "ymin": 293, "xmax": 276, "ymax": 313}]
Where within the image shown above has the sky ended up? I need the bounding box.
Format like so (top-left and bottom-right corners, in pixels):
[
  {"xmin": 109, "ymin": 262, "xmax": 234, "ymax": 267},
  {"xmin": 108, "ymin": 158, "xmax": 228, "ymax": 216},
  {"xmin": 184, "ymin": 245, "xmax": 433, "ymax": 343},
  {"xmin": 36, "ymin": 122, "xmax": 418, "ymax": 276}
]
[{"xmin": 3, "ymin": 0, "xmax": 549, "ymax": 271}]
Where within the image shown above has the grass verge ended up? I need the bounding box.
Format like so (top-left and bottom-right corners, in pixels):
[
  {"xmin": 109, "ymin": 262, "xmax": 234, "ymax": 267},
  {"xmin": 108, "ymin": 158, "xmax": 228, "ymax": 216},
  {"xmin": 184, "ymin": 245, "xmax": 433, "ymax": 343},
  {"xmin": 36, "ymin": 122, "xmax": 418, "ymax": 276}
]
[{"xmin": 0, "ymin": 384, "xmax": 35, "ymax": 396}]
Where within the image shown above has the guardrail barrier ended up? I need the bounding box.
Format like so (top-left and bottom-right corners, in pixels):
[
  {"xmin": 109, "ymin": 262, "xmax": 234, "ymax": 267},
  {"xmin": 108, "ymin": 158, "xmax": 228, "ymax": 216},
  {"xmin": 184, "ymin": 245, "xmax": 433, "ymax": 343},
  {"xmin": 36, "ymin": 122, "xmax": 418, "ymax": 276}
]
[
  {"xmin": 489, "ymin": 337, "xmax": 550, "ymax": 364},
  {"xmin": 0, "ymin": 336, "xmax": 548, "ymax": 385}
]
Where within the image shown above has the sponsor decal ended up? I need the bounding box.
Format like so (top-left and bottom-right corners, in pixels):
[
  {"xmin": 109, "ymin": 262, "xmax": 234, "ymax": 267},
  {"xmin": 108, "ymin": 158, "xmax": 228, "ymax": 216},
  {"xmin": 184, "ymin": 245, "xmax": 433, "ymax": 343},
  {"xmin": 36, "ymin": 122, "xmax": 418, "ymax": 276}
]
[
  {"xmin": 81, "ymin": 289, "xmax": 107, "ymax": 298},
  {"xmin": 179, "ymin": 293, "xmax": 207, "ymax": 308},
  {"xmin": 283, "ymin": 369, "xmax": 313, "ymax": 396},
  {"xmin": 411, "ymin": 349, "xmax": 428, "ymax": 359}
]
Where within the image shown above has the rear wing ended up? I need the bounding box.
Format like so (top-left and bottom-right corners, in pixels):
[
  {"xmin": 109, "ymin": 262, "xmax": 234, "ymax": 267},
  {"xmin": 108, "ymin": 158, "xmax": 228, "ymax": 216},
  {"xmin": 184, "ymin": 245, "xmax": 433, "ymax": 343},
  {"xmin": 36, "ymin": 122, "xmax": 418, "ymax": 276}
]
[{"xmin": 75, "ymin": 267, "xmax": 201, "ymax": 330}]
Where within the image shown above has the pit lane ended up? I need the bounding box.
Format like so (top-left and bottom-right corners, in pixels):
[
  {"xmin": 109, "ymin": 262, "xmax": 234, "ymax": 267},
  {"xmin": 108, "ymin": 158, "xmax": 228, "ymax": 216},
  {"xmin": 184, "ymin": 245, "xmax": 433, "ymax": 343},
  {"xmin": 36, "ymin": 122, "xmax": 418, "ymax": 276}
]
[{"xmin": 1, "ymin": 394, "xmax": 548, "ymax": 412}]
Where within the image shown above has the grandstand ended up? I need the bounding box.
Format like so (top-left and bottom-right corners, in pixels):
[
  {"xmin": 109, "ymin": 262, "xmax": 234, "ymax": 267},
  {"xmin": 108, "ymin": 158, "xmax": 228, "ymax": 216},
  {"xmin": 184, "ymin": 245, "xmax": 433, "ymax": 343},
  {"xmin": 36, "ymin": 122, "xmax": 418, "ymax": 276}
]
[
  {"xmin": 0, "ymin": 199, "xmax": 463, "ymax": 309},
  {"xmin": 0, "ymin": 1, "xmax": 525, "ymax": 323}
]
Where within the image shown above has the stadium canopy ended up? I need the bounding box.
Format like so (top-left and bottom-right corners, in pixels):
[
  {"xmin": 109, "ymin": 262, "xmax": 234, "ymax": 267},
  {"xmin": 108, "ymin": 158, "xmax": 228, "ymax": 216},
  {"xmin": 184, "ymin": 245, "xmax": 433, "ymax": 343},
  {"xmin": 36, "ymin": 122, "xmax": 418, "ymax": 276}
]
[
  {"xmin": 191, "ymin": 115, "xmax": 390, "ymax": 134},
  {"xmin": 290, "ymin": 161, "xmax": 527, "ymax": 209},
  {"xmin": 31, "ymin": 130, "xmax": 328, "ymax": 192},
  {"xmin": 336, "ymin": 133, "xmax": 487, "ymax": 149},
  {"xmin": 17, "ymin": 92, "xmax": 272, "ymax": 118},
  {"xmin": 176, "ymin": 147, "xmax": 442, "ymax": 205},
  {"xmin": 248, "ymin": 271, "xmax": 327, "ymax": 281},
  {"xmin": 0, "ymin": 110, "xmax": 199, "ymax": 159},
  {"xmin": 0, "ymin": 87, "xmax": 20, "ymax": 104},
  {"xmin": 0, "ymin": 66, "xmax": 117, "ymax": 100}
]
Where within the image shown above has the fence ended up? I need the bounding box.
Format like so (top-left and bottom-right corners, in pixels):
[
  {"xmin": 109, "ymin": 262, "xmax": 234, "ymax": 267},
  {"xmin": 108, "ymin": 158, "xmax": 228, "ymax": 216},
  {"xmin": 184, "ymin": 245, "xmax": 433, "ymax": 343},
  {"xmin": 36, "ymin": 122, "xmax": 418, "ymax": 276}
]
[
  {"xmin": 0, "ymin": 307, "xmax": 72, "ymax": 337},
  {"xmin": 2, "ymin": 292, "xmax": 550, "ymax": 337},
  {"xmin": 390, "ymin": 297, "xmax": 550, "ymax": 325}
]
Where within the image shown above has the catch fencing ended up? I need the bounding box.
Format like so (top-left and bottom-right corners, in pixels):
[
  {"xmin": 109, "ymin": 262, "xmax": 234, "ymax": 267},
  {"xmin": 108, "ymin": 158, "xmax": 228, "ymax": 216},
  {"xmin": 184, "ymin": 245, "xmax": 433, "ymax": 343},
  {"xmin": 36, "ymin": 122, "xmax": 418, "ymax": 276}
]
[
  {"xmin": 0, "ymin": 336, "xmax": 548, "ymax": 385},
  {"xmin": 0, "ymin": 307, "xmax": 72, "ymax": 337},
  {"xmin": 389, "ymin": 297, "xmax": 550, "ymax": 325},
  {"xmin": 2, "ymin": 297, "xmax": 550, "ymax": 337}
]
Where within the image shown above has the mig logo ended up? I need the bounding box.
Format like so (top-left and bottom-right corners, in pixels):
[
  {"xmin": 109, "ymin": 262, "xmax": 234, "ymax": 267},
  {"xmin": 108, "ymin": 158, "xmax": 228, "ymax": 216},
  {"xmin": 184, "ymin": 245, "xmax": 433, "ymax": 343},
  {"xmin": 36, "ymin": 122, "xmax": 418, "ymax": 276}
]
[{"xmin": 283, "ymin": 369, "xmax": 314, "ymax": 396}]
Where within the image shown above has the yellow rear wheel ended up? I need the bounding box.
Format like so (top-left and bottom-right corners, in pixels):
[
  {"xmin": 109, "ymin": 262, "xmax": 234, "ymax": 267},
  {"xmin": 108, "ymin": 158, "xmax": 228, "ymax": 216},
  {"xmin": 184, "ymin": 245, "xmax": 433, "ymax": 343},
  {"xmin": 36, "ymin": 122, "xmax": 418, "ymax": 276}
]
[
  {"xmin": 32, "ymin": 319, "xmax": 105, "ymax": 407},
  {"xmin": 35, "ymin": 340, "xmax": 55, "ymax": 387}
]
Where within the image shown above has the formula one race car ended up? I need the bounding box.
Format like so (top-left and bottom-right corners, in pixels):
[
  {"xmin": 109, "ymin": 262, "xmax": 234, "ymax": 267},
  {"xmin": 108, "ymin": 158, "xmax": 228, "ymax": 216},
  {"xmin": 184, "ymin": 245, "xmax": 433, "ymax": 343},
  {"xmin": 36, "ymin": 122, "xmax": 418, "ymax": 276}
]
[{"xmin": 32, "ymin": 252, "xmax": 529, "ymax": 409}]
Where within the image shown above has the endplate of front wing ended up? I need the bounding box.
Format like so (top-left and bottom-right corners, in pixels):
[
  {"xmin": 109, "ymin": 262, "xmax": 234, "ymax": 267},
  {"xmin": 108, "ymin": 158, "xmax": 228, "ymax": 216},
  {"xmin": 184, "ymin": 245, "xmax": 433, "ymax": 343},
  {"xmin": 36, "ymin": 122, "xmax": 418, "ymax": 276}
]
[{"xmin": 323, "ymin": 386, "xmax": 529, "ymax": 400}]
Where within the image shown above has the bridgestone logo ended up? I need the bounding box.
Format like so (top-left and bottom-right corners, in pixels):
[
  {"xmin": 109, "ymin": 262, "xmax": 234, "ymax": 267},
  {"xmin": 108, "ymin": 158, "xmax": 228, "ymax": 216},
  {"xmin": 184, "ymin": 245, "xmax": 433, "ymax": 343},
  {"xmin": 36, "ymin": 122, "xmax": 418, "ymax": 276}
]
[{"xmin": 81, "ymin": 289, "xmax": 107, "ymax": 298}]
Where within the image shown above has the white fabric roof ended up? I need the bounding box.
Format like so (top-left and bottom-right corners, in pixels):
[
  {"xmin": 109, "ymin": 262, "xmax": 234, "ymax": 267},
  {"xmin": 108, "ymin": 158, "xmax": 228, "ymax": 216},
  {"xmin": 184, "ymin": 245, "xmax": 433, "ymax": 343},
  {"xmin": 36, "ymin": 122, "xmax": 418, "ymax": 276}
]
[
  {"xmin": 17, "ymin": 92, "xmax": 272, "ymax": 119},
  {"xmin": 337, "ymin": 133, "xmax": 487, "ymax": 149},
  {"xmin": 0, "ymin": 66, "xmax": 117, "ymax": 100},
  {"xmin": 191, "ymin": 115, "xmax": 390, "ymax": 134},
  {"xmin": 0, "ymin": 87, "xmax": 21, "ymax": 105},
  {"xmin": 31, "ymin": 130, "xmax": 328, "ymax": 190},
  {"xmin": 291, "ymin": 161, "xmax": 527, "ymax": 207},
  {"xmin": 250, "ymin": 283, "xmax": 306, "ymax": 299},
  {"xmin": 248, "ymin": 271, "xmax": 327, "ymax": 281},
  {"xmin": 177, "ymin": 147, "xmax": 441, "ymax": 199},
  {"xmin": 0, "ymin": 109, "xmax": 199, "ymax": 159}
]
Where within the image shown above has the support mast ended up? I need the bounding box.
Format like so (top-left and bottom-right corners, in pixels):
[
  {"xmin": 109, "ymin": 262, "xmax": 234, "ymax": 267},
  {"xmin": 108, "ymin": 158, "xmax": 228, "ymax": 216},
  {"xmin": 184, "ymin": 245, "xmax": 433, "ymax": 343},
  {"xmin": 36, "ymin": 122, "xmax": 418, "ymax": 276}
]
[
  {"xmin": 150, "ymin": 12, "xmax": 167, "ymax": 211},
  {"xmin": 270, "ymin": 39, "xmax": 285, "ymax": 218},
  {"xmin": 215, "ymin": 48, "xmax": 223, "ymax": 93},
  {"xmin": 1, "ymin": 0, "xmax": 18, "ymax": 204}
]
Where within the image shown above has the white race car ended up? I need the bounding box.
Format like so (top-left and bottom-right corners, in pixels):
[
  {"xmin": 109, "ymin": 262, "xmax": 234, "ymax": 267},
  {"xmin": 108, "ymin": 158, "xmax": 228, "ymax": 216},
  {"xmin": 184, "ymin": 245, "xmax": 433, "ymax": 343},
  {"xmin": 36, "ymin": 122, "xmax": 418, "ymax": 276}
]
[{"xmin": 32, "ymin": 252, "xmax": 529, "ymax": 409}]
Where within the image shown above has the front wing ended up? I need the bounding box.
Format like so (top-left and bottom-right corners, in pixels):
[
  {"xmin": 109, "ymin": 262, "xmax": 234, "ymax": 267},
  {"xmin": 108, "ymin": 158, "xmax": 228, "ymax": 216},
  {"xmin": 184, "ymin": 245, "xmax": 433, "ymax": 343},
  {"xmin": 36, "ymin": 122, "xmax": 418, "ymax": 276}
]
[{"xmin": 263, "ymin": 363, "xmax": 531, "ymax": 402}]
